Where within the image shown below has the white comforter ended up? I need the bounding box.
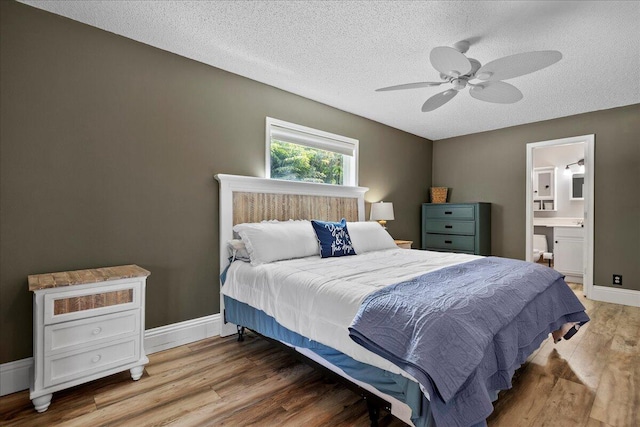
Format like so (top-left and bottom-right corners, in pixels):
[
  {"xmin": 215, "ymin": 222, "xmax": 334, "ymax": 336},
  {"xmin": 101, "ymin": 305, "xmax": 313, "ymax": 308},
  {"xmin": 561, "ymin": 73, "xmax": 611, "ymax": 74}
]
[{"xmin": 223, "ymin": 248, "xmax": 480, "ymax": 378}]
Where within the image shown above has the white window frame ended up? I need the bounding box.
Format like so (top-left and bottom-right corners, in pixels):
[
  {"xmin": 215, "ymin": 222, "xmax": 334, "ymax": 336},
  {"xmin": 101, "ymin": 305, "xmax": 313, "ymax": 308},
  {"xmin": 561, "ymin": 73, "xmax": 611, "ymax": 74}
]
[{"xmin": 265, "ymin": 117, "xmax": 359, "ymax": 186}]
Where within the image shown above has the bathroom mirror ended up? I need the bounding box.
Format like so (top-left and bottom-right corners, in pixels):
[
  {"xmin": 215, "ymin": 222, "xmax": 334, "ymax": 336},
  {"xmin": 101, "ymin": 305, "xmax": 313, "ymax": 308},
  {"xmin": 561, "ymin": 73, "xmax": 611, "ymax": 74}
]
[{"xmin": 571, "ymin": 173, "xmax": 584, "ymax": 200}]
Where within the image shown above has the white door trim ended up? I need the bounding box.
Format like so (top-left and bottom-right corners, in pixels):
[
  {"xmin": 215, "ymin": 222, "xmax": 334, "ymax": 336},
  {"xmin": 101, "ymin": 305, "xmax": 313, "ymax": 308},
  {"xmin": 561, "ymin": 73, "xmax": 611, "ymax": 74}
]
[{"xmin": 525, "ymin": 134, "xmax": 595, "ymax": 298}]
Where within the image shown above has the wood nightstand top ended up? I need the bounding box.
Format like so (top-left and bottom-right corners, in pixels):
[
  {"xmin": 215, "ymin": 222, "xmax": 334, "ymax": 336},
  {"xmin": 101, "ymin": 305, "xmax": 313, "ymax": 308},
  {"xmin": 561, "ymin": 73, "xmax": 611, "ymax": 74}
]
[
  {"xmin": 394, "ymin": 240, "xmax": 413, "ymax": 249},
  {"xmin": 28, "ymin": 264, "xmax": 150, "ymax": 291}
]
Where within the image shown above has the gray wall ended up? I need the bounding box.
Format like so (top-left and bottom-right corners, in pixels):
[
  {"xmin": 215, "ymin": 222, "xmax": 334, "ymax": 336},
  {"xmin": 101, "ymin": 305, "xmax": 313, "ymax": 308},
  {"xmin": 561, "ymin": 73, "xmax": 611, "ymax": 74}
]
[
  {"xmin": 0, "ymin": 2, "xmax": 432, "ymax": 364},
  {"xmin": 433, "ymin": 103, "xmax": 640, "ymax": 291}
]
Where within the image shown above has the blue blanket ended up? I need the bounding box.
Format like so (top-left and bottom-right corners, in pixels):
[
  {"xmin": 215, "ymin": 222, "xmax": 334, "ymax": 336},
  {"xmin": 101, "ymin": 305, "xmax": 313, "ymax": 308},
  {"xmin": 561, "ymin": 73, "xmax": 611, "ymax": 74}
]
[{"xmin": 349, "ymin": 257, "xmax": 589, "ymax": 427}]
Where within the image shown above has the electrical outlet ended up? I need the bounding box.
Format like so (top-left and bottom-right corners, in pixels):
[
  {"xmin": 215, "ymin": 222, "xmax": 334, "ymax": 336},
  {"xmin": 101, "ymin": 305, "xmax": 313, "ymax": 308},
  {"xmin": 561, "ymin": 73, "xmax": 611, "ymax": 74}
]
[{"xmin": 613, "ymin": 274, "xmax": 622, "ymax": 286}]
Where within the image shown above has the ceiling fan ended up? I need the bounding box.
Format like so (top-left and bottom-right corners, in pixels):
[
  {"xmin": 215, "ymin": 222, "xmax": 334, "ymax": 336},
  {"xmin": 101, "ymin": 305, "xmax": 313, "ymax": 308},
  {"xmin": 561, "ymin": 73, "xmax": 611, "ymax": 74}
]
[{"xmin": 376, "ymin": 41, "xmax": 562, "ymax": 112}]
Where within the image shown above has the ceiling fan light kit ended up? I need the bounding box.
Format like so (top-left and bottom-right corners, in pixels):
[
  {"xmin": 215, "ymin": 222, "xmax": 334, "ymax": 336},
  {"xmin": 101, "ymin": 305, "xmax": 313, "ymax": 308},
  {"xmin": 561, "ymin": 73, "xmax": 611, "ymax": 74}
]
[
  {"xmin": 452, "ymin": 79, "xmax": 467, "ymax": 91},
  {"xmin": 376, "ymin": 41, "xmax": 562, "ymax": 112}
]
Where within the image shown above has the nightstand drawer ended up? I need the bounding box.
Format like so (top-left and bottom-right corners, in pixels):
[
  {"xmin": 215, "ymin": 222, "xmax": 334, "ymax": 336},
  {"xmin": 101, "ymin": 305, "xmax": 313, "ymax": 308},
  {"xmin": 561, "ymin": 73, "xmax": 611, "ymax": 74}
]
[
  {"xmin": 44, "ymin": 280, "xmax": 141, "ymax": 325},
  {"xmin": 424, "ymin": 220, "xmax": 476, "ymax": 235},
  {"xmin": 425, "ymin": 234, "xmax": 475, "ymax": 253},
  {"xmin": 44, "ymin": 311, "xmax": 139, "ymax": 355},
  {"xmin": 44, "ymin": 338, "xmax": 139, "ymax": 388},
  {"xmin": 424, "ymin": 205, "xmax": 475, "ymax": 220}
]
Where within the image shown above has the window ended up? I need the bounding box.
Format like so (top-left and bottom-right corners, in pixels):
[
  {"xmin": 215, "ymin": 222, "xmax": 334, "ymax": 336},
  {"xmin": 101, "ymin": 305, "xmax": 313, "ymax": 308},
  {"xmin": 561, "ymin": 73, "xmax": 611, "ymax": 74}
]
[{"xmin": 266, "ymin": 117, "xmax": 358, "ymax": 186}]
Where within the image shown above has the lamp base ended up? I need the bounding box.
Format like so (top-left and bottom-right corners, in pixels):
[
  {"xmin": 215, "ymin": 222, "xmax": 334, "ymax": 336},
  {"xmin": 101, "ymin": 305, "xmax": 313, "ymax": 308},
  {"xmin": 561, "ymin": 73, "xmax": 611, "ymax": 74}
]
[{"xmin": 377, "ymin": 220, "xmax": 387, "ymax": 229}]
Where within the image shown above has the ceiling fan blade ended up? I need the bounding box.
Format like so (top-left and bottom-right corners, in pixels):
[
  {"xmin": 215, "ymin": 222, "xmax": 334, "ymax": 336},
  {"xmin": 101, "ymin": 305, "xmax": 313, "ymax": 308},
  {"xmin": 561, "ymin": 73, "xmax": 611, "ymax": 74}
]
[
  {"xmin": 470, "ymin": 81, "xmax": 523, "ymax": 104},
  {"xmin": 430, "ymin": 46, "xmax": 472, "ymax": 78},
  {"xmin": 421, "ymin": 89, "xmax": 458, "ymax": 112},
  {"xmin": 475, "ymin": 51, "xmax": 562, "ymax": 81},
  {"xmin": 375, "ymin": 81, "xmax": 444, "ymax": 92}
]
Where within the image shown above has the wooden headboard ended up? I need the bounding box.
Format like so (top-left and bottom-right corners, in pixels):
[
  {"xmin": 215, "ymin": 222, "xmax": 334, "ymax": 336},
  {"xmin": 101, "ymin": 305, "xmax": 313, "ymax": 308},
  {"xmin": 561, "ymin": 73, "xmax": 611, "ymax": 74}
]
[{"xmin": 214, "ymin": 174, "xmax": 368, "ymax": 335}]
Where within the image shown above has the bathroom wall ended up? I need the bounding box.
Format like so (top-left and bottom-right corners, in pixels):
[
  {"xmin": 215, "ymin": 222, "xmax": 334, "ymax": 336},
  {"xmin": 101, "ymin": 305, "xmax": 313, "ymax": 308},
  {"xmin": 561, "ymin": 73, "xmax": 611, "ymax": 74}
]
[{"xmin": 533, "ymin": 143, "xmax": 585, "ymax": 219}]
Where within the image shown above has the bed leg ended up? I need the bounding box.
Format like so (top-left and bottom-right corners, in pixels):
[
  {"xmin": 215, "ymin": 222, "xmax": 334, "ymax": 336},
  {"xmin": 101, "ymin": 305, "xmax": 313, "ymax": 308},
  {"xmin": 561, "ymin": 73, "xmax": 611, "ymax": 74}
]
[
  {"xmin": 237, "ymin": 325, "xmax": 245, "ymax": 342},
  {"xmin": 366, "ymin": 399, "xmax": 380, "ymax": 427}
]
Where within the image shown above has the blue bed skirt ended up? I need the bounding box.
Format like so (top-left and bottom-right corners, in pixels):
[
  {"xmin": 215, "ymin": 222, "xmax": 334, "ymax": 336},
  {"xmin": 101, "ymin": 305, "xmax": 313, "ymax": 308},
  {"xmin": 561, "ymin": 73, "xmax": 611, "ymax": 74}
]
[{"xmin": 223, "ymin": 295, "xmax": 435, "ymax": 427}]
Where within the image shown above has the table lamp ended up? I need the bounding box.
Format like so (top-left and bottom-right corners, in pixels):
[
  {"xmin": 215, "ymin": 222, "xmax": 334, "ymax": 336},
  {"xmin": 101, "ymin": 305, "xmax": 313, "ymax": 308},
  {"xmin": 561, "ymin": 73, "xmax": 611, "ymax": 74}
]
[{"xmin": 370, "ymin": 201, "xmax": 394, "ymax": 228}]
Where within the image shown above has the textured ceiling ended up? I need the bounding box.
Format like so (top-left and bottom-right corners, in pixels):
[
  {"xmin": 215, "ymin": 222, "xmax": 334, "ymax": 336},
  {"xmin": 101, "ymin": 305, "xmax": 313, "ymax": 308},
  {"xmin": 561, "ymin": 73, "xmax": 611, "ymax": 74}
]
[{"xmin": 19, "ymin": 1, "xmax": 640, "ymax": 140}]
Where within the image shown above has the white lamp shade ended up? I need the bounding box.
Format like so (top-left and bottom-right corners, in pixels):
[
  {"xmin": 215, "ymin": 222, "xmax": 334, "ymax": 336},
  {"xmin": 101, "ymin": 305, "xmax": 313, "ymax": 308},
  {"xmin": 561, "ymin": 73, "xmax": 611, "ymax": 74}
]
[{"xmin": 370, "ymin": 202, "xmax": 395, "ymax": 221}]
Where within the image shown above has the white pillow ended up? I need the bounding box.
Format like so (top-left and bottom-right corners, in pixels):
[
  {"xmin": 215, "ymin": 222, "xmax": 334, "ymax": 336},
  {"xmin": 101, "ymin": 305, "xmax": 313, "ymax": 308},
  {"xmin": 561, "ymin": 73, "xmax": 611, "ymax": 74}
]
[
  {"xmin": 347, "ymin": 221, "xmax": 398, "ymax": 253},
  {"xmin": 233, "ymin": 220, "xmax": 320, "ymax": 265},
  {"xmin": 227, "ymin": 239, "xmax": 251, "ymax": 262}
]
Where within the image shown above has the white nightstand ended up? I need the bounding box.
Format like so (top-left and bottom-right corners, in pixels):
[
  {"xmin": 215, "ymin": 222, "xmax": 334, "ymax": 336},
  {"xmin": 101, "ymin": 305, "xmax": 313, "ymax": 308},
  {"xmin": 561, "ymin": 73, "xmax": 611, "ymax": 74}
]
[
  {"xmin": 394, "ymin": 240, "xmax": 413, "ymax": 249},
  {"xmin": 28, "ymin": 265, "xmax": 150, "ymax": 412}
]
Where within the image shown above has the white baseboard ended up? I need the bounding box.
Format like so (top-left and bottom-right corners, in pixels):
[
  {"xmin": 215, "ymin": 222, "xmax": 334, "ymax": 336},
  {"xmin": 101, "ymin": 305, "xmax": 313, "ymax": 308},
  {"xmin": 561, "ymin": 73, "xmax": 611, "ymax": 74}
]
[
  {"xmin": 0, "ymin": 358, "xmax": 33, "ymax": 396},
  {"xmin": 564, "ymin": 274, "xmax": 583, "ymax": 284},
  {"xmin": 590, "ymin": 285, "xmax": 640, "ymax": 307},
  {"xmin": 145, "ymin": 314, "xmax": 221, "ymax": 354},
  {"xmin": 0, "ymin": 313, "xmax": 221, "ymax": 397}
]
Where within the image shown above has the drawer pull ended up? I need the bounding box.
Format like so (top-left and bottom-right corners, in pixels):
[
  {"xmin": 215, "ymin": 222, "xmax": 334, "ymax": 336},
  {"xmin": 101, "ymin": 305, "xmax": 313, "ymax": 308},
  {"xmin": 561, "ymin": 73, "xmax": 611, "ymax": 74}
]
[
  {"xmin": 445, "ymin": 240, "xmax": 453, "ymax": 244},
  {"xmin": 91, "ymin": 354, "xmax": 102, "ymax": 363},
  {"xmin": 444, "ymin": 211, "xmax": 453, "ymax": 215},
  {"xmin": 445, "ymin": 225, "xmax": 453, "ymax": 229},
  {"xmin": 92, "ymin": 327, "xmax": 102, "ymax": 335}
]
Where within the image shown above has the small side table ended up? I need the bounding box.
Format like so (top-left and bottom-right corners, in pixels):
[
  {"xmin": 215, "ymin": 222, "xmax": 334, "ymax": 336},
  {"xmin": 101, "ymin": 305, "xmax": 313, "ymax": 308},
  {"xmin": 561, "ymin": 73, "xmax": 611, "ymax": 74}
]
[
  {"xmin": 394, "ymin": 240, "xmax": 413, "ymax": 249},
  {"xmin": 28, "ymin": 265, "xmax": 150, "ymax": 412}
]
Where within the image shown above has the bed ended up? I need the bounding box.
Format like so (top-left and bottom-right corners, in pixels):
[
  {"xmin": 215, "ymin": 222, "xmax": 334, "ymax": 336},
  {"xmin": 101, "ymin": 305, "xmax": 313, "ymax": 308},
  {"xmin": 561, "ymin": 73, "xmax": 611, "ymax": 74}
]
[{"xmin": 215, "ymin": 174, "xmax": 589, "ymax": 427}]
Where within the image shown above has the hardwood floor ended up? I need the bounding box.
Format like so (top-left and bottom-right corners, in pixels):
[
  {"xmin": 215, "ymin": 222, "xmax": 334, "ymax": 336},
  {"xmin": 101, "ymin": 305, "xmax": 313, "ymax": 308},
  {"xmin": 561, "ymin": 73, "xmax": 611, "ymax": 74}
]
[{"xmin": 1, "ymin": 284, "xmax": 638, "ymax": 427}]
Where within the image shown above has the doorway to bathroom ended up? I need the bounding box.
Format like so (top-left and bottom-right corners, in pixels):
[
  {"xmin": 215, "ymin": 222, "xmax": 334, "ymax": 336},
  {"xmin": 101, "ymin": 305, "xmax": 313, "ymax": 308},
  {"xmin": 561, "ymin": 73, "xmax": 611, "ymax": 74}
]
[{"xmin": 525, "ymin": 135, "xmax": 595, "ymax": 298}]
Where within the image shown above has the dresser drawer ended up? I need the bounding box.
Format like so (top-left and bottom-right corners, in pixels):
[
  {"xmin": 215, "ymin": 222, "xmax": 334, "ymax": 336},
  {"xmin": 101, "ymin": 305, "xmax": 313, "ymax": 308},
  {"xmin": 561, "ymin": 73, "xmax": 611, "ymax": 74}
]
[
  {"xmin": 424, "ymin": 205, "xmax": 475, "ymax": 220},
  {"xmin": 44, "ymin": 311, "xmax": 139, "ymax": 355},
  {"xmin": 424, "ymin": 220, "xmax": 476, "ymax": 235},
  {"xmin": 425, "ymin": 234, "xmax": 475, "ymax": 253},
  {"xmin": 421, "ymin": 203, "xmax": 490, "ymax": 255},
  {"xmin": 44, "ymin": 280, "xmax": 142, "ymax": 325},
  {"xmin": 44, "ymin": 338, "xmax": 139, "ymax": 388}
]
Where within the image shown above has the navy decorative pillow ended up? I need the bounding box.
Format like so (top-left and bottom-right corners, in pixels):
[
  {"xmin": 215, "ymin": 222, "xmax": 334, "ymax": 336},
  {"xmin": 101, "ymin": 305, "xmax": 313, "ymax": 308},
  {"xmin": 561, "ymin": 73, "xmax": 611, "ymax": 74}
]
[{"xmin": 311, "ymin": 218, "xmax": 357, "ymax": 258}]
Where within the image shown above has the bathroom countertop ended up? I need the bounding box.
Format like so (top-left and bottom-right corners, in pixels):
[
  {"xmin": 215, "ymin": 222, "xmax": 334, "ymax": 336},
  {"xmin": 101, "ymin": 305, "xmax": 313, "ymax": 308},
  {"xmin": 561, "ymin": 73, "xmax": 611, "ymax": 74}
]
[{"xmin": 533, "ymin": 217, "xmax": 584, "ymax": 227}]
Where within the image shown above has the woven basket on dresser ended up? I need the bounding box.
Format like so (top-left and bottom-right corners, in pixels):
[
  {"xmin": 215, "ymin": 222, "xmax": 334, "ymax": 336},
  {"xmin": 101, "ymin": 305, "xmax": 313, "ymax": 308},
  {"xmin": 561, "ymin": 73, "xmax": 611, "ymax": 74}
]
[{"xmin": 430, "ymin": 187, "xmax": 448, "ymax": 203}]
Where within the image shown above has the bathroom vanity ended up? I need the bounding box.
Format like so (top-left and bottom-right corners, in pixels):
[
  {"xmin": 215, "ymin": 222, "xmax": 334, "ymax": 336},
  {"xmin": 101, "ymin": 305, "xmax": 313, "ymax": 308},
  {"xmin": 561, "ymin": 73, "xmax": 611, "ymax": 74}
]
[
  {"xmin": 533, "ymin": 218, "xmax": 584, "ymax": 283},
  {"xmin": 553, "ymin": 226, "xmax": 584, "ymax": 282}
]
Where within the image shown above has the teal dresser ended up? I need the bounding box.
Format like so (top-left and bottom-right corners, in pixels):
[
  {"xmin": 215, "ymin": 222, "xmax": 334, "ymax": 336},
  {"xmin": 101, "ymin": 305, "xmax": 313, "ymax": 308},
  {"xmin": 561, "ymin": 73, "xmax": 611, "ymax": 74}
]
[{"xmin": 421, "ymin": 203, "xmax": 491, "ymax": 255}]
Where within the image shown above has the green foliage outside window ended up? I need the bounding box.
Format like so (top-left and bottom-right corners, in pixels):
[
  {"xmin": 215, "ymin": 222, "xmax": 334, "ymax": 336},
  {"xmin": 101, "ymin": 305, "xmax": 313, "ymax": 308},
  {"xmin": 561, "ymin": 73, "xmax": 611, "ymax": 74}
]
[{"xmin": 270, "ymin": 140, "xmax": 344, "ymax": 184}]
